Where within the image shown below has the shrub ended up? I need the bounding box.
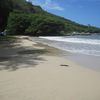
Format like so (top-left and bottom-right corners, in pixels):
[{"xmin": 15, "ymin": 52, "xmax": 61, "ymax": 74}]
[{"xmin": 7, "ymin": 12, "xmax": 65, "ymax": 36}]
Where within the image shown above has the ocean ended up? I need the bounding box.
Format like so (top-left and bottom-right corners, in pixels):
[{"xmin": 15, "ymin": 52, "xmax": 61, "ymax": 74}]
[
  {"xmin": 40, "ymin": 35, "xmax": 100, "ymax": 57},
  {"xmin": 31, "ymin": 34, "xmax": 100, "ymax": 71}
]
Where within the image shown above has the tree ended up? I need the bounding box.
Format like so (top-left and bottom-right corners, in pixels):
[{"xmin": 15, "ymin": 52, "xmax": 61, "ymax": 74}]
[
  {"xmin": 25, "ymin": 14, "xmax": 65, "ymax": 36},
  {"xmin": 7, "ymin": 12, "xmax": 65, "ymax": 36},
  {"xmin": 0, "ymin": 0, "xmax": 12, "ymax": 32},
  {"xmin": 0, "ymin": 0, "xmax": 27, "ymax": 32},
  {"xmin": 7, "ymin": 11, "xmax": 32, "ymax": 35}
]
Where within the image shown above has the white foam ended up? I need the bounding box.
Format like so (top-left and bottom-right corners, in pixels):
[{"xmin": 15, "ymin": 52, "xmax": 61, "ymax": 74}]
[
  {"xmin": 39, "ymin": 36, "xmax": 100, "ymax": 56},
  {"xmin": 40, "ymin": 36, "xmax": 100, "ymax": 45}
]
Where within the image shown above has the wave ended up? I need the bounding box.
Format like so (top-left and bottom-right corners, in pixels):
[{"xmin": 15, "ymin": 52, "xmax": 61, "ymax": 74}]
[
  {"xmin": 39, "ymin": 36, "xmax": 100, "ymax": 56},
  {"xmin": 40, "ymin": 36, "xmax": 100, "ymax": 45}
]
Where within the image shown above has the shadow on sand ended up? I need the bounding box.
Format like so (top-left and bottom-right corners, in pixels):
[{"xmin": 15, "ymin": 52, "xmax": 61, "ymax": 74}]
[{"xmin": 0, "ymin": 39, "xmax": 48, "ymax": 71}]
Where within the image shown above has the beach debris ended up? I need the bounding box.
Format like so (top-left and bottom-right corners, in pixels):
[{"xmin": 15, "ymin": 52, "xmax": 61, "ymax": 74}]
[{"xmin": 60, "ymin": 64, "xmax": 69, "ymax": 67}]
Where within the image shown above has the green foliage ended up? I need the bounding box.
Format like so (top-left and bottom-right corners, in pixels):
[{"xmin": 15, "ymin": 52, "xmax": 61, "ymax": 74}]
[
  {"xmin": 10, "ymin": 0, "xmax": 35, "ymax": 13},
  {"xmin": 7, "ymin": 12, "xmax": 65, "ymax": 36},
  {"xmin": 0, "ymin": 0, "xmax": 12, "ymax": 31},
  {"xmin": 38, "ymin": 12, "xmax": 100, "ymax": 34},
  {"xmin": 7, "ymin": 11, "xmax": 32, "ymax": 35},
  {"xmin": 1, "ymin": 0, "xmax": 100, "ymax": 35},
  {"xmin": 25, "ymin": 14, "xmax": 65, "ymax": 36}
]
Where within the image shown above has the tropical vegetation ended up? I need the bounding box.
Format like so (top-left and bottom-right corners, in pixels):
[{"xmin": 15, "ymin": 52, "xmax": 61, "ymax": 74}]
[{"xmin": 0, "ymin": 0, "xmax": 100, "ymax": 36}]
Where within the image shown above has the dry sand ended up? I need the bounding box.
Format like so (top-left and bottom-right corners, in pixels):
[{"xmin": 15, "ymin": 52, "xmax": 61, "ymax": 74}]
[{"xmin": 0, "ymin": 36, "xmax": 100, "ymax": 100}]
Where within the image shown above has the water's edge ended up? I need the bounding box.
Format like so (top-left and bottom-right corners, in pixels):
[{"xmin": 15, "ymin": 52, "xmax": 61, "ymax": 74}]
[{"xmin": 31, "ymin": 37, "xmax": 100, "ymax": 71}]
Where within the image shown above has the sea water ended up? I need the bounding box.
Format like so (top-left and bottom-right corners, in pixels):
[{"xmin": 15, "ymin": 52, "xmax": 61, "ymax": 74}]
[
  {"xmin": 32, "ymin": 34, "xmax": 100, "ymax": 70},
  {"xmin": 40, "ymin": 35, "xmax": 100, "ymax": 57}
]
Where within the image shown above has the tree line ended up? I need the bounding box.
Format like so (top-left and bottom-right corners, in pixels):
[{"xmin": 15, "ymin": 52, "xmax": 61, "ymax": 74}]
[{"xmin": 0, "ymin": 0, "xmax": 100, "ymax": 36}]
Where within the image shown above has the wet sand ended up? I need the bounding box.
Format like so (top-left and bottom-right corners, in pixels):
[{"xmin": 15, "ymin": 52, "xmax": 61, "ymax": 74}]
[
  {"xmin": 31, "ymin": 37, "xmax": 100, "ymax": 71},
  {"xmin": 0, "ymin": 36, "xmax": 100, "ymax": 100}
]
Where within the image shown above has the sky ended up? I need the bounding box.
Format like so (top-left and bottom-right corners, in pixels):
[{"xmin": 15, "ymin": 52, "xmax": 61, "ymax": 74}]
[{"xmin": 27, "ymin": 0, "xmax": 100, "ymax": 27}]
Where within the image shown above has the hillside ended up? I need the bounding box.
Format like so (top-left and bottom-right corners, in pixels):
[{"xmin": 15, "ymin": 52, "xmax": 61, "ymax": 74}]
[{"xmin": 0, "ymin": 0, "xmax": 100, "ymax": 36}]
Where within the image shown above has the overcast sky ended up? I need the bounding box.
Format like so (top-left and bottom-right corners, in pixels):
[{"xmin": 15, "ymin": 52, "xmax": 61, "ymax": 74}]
[{"xmin": 28, "ymin": 0, "xmax": 100, "ymax": 27}]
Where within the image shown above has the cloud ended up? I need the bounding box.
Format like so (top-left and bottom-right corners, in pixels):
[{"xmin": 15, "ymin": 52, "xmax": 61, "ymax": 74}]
[
  {"xmin": 43, "ymin": 0, "xmax": 64, "ymax": 11},
  {"xmin": 31, "ymin": 0, "xmax": 64, "ymax": 11}
]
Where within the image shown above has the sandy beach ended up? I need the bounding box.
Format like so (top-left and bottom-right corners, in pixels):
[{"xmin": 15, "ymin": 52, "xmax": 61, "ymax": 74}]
[{"xmin": 0, "ymin": 36, "xmax": 100, "ymax": 100}]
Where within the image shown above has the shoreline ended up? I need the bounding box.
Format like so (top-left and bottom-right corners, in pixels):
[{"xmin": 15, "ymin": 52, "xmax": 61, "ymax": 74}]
[
  {"xmin": 0, "ymin": 36, "xmax": 100, "ymax": 100},
  {"xmin": 31, "ymin": 36, "xmax": 100, "ymax": 71}
]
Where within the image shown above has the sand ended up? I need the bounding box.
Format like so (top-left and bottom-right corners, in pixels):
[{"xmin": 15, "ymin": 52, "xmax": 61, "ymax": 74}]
[{"xmin": 0, "ymin": 36, "xmax": 100, "ymax": 100}]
